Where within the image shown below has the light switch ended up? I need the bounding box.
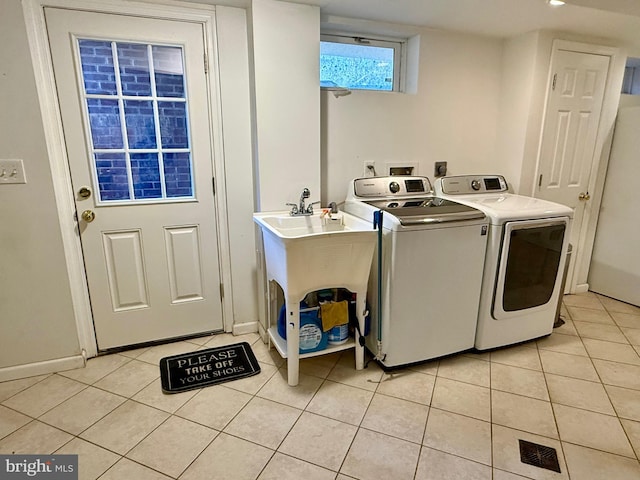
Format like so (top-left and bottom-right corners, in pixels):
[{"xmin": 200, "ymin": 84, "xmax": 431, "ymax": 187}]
[{"xmin": 0, "ymin": 159, "xmax": 27, "ymax": 184}]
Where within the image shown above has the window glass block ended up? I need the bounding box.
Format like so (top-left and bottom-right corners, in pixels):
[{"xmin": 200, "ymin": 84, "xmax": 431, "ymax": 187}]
[
  {"xmin": 95, "ymin": 152, "xmax": 130, "ymax": 201},
  {"xmin": 78, "ymin": 39, "xmax": 117, "ymax": 95},
  {"xmin": 153, "ymin": 46, "xmax": 185, "ymax": 98},
  {"xmin": 158, "ymin": 101, "xmax": 189, "ymax": 148},
  {"xmin": 117, "ymin": 43, "xmax": 152, "ymax": 97},
  {"xmin": 124, "ymin": 100, "xmax": 157, "ymax": 149},
  {"xmin": 164, "ymin": 152, "xmax": 193, "ymax": 197},
  {"xmin": 320, "ymin": 41, "xmax": 394, "ymax": 91},
  {"xmin": 87, "ymin": 98, "xmax": 123, "ymax": 149},
  {"xmin": 130, "ymin": 153, "xmax": 162, "ymax": 199}
]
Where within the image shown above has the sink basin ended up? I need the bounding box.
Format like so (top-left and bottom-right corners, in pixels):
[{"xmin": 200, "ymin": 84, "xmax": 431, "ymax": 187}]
[
  {"xmin": 254, "ymin": 210, "xmax": 370, "ymax": 239},
  {"xmin": 253, "ymin": 211, "xmax": 376, "ymax": 300}
]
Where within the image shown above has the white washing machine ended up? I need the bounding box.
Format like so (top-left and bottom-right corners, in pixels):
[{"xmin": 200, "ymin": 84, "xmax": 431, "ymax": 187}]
[
  {"xmin": 434, "ymin": 175, "xmax": 573, "ymax": 350},
  {"xmin": 344, "ymin": 176, "xmax": 488, "ymax": 368}
]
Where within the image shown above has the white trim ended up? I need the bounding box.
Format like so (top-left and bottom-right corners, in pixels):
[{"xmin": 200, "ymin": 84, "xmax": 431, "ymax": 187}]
[
  {"xmin": 23, "ymin": 0, "xmax": 98, "ymax": 357},
  {"xmin": 22, "ymin": 0, "xmax": 237, "ymax": 358},
  {"xmin": 0, "ymin": 355, "xmax": 85, "ymax": 382},
  {"xmin": 207, "ymin": 8, "xmax": 236, "ymax": 334},
  {"xmin": 573, "ymin": 283, "xmax": 590, "ymax": 294},
  {"xmin": 232, "ymin": 321, "xmax": 259, "ymax": 336}
]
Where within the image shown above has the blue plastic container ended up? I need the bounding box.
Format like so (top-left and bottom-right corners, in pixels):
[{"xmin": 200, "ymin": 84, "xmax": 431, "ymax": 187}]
[
  {"xmin": 328, "ymin": 323, "xmax": 349, "ymax": 345},
  {"xmin": 277, "ymin": 305, "xmax": 328, "ymax": 353}
]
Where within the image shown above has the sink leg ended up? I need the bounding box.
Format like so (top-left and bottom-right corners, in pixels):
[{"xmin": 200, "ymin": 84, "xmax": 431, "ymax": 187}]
[
  {"xmin": 355, "ymin": 292, "xmax": 366, "ymax": 370},
  {"xmin": 286, "ymin": 298, "xmax": 300, "ymax": 386}
]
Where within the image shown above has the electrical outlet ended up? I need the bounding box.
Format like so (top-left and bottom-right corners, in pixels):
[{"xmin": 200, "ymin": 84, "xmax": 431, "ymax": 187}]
[
  {"xmin": 434, "ymin": 161, "xmax": 447, "ymax": 178},
  {"xmin": 0, "ymin": 159, "xmax": 26, "ymax": 184},
  {"xmin": 364, "ymin": 161, "xmax": 377, "ymax": 177}
]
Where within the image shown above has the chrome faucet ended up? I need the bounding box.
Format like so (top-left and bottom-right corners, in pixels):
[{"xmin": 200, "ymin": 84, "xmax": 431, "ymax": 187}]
[
  {"xmin": 286, "ymin": 188, "xmax": 320, "ymax": 216},
  {"xmin": 299, "ymin": 188, "xmax": 310, "ymax": 214}
]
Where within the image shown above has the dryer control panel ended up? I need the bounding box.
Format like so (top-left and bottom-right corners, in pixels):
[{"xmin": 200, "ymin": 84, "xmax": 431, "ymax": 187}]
[
  {"xmin": 353, "ymin": 176, "xmax": 432, "ymax": 198},
  {"xmin": 435, "ymin": 175, "xmax": 508, "ymax": 195}
]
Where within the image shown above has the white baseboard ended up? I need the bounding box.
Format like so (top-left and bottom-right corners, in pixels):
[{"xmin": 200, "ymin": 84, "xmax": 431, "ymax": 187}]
[
  {"xmin": 232, "ymin": 321, "xmax": 259, "ymax": 336},
  {"xmin": 573, "ymin": 283, "xmax": 590, "ymax": 294},
  {"xmin": 257, "ymin": 322, "xmax": 269, "ymax": 343},
  {"xmin": 0, "ymin": 355, "xmax": 85, "ymax": 382}
]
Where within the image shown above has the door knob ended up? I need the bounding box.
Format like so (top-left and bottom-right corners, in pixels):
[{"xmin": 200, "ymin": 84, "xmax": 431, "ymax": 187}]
[
  {"xmin": 81, "ymin": 210, "xmax": 95, "ymax": 222},
  {"xmin": 578, "ymin": 192, "xmax": 591, "ymax": 201},
  {"xmin": 78, "ymin": 186, "xmax": 92, "ymax": 199}
]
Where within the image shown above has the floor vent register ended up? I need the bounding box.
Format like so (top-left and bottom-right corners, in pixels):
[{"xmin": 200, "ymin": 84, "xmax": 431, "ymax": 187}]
[{"xmin": 518, "ymin": 439, "xmax": 561, "ymax": 473}]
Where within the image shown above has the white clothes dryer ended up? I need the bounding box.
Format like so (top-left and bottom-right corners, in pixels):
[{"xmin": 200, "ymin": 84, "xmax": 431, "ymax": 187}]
[
  {"xmin": 434, "ymin": 175, "xmax": 573, "ymax": 350},
  {"xmin": 344, "ymin": 176, "xmax": 488, "ymax": 368}
]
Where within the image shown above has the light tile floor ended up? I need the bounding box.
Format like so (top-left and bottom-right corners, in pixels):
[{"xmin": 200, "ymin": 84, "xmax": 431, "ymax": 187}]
[{"xmin": 2, "ymin": 292, "xmax": 640, "ymax": 479}]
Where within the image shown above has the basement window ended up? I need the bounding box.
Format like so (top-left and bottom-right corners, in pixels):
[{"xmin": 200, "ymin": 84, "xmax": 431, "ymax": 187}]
[{"xmin": 320, "ymin": 34, "xmax": 403, "ymax": 92}]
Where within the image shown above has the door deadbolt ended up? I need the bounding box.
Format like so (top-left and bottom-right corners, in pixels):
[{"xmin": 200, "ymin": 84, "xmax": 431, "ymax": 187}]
[
  {"xmin": 78, "ymin": 187, "xmax": 92, "ymax": 199},
  {"xmin": 578, "ymin": 192, "xmax": 591, "ymax": 201},
  {"xmin": 81, "ymin": 210, "xmax": 95, "ymax": 223}
]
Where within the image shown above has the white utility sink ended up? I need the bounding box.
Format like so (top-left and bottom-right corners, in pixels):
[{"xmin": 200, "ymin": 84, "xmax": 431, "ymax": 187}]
[
  {"xmin": 253, "ymin": 210, "xmax": 376, "ymax": 386},
  {"xmin": 255, "ymin": 210, "xmax": 370, "ymax": 238}
]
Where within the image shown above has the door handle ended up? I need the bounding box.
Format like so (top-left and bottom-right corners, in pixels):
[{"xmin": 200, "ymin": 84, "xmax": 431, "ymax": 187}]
[
  {"xmin": 81, "ymin": 210, "xmax": 95, "ymax": 223},
  {"xmin": 578, "ymin": 192, "xmax": 591, "ymax": 201}
]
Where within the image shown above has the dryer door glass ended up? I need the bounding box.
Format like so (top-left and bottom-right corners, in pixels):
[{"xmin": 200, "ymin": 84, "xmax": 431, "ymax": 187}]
[{"xmin": 501, "ymin": 221, "xmax": 566, "ymax": 312}]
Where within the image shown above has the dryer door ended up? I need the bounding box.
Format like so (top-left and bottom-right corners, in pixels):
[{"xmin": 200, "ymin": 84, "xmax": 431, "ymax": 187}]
[{"xmin": 493, "ymin": 217, "xmax": 569, "ymax": 319}]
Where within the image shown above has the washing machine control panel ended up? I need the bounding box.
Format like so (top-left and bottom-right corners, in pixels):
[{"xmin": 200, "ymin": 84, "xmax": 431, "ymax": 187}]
[
  {"xmin": 435, "ymin": 175, "xmax": 508, "ymax": 195},
  {"xmin": 353, "ymin": 176, "xmax": 432, "ymax": 198}
]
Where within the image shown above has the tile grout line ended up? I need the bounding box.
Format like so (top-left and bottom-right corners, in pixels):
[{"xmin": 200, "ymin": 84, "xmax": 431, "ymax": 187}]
[{"xmin": 536, "ymin": 327, "xmax": 571, "ymax": 479}]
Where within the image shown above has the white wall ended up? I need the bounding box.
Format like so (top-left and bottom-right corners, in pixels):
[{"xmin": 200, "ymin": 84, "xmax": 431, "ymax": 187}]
[
  {"xmin": 0, "ymin": 0, "xmax": 80, "ymax": 369},
  {"xmin": 496, "ymin": 31, "xmax": 540, "ymax": 193},
  {"xmin": 251, "ymin": 0, "xmax": 321, "ymax": 211},
  {"xmin": 322, "ymin": 28, "xmax": 503, "ymax": 204},
  {"xmin": 249, "ymin": 0, "xmax": 321, "ymax": 335}
]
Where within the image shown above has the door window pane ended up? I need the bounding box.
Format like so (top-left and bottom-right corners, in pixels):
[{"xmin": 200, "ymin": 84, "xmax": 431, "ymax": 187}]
[
  {"xmin": 87, "ymin": 99, "xmax": 123, "ymax": 149},
  {"xmin": 164, "ymin": 152, "xmax": 193, "ymax": 197},
  {"xmin": 153, "ymin": 46, "xmax": 185, "ymax": 98},
  {"xmin": 131, "ymin": 153, "xmax": 162, "ymax": 199},
  {"xmin": 78, "ymin": 40, "xmax": 117, "ymax": 95},
  {"xmin": 95, "ymin": 152, "xmax": 130, "ymax": 200},
  {"xmin": 117, "ymin": 43, "xmax": 152, "ymax": 96},
  {"xmin": 159, "ymin": 102, "xmax": 188, "ymax": 148},
  {"xmin": 124, "ymin": 100, "xmax": 157, "ymax": 148},
  {"xmin": 77, "ymin": 38, "xmax": 195, "ymax": 203}
]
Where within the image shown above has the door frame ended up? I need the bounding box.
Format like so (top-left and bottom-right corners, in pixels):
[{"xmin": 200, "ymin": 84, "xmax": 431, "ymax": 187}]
[
  {"xmin": 532, "ymin": 39, "xmax": 624, "ymax": 294},
  {"xmin": 23, "ymin": 0, "xmax": 236, "ymax": 357}
]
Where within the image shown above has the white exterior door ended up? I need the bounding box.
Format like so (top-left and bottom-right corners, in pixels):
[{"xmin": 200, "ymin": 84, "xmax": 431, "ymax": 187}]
[
  {"xmin": 535, "ymin": 49, "xmax": 610, "ymax": 290},
  {"xmin": 46, "ymin": 8, "xmax": 224, "ymax": 349}
]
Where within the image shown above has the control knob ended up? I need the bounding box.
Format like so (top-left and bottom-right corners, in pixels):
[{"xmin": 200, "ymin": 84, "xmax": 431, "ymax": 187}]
[
  {"xmin": 389, "ymin": 181, "xmax": 400, "ymax": 193},
  {"xmin": 471, "ymin": 179, "xmax": 481, "ymax": 191}
]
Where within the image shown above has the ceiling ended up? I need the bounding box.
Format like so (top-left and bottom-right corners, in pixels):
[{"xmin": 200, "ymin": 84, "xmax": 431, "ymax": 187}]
[{"xmin": 201, "ymin": 0, "xmax": 640, "ymax": 52}]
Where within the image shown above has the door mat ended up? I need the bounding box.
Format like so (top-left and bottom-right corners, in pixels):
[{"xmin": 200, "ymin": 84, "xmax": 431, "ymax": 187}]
[{"xmin": 160, "ymin": 342, "xmax": 260, "ymax": 393}]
